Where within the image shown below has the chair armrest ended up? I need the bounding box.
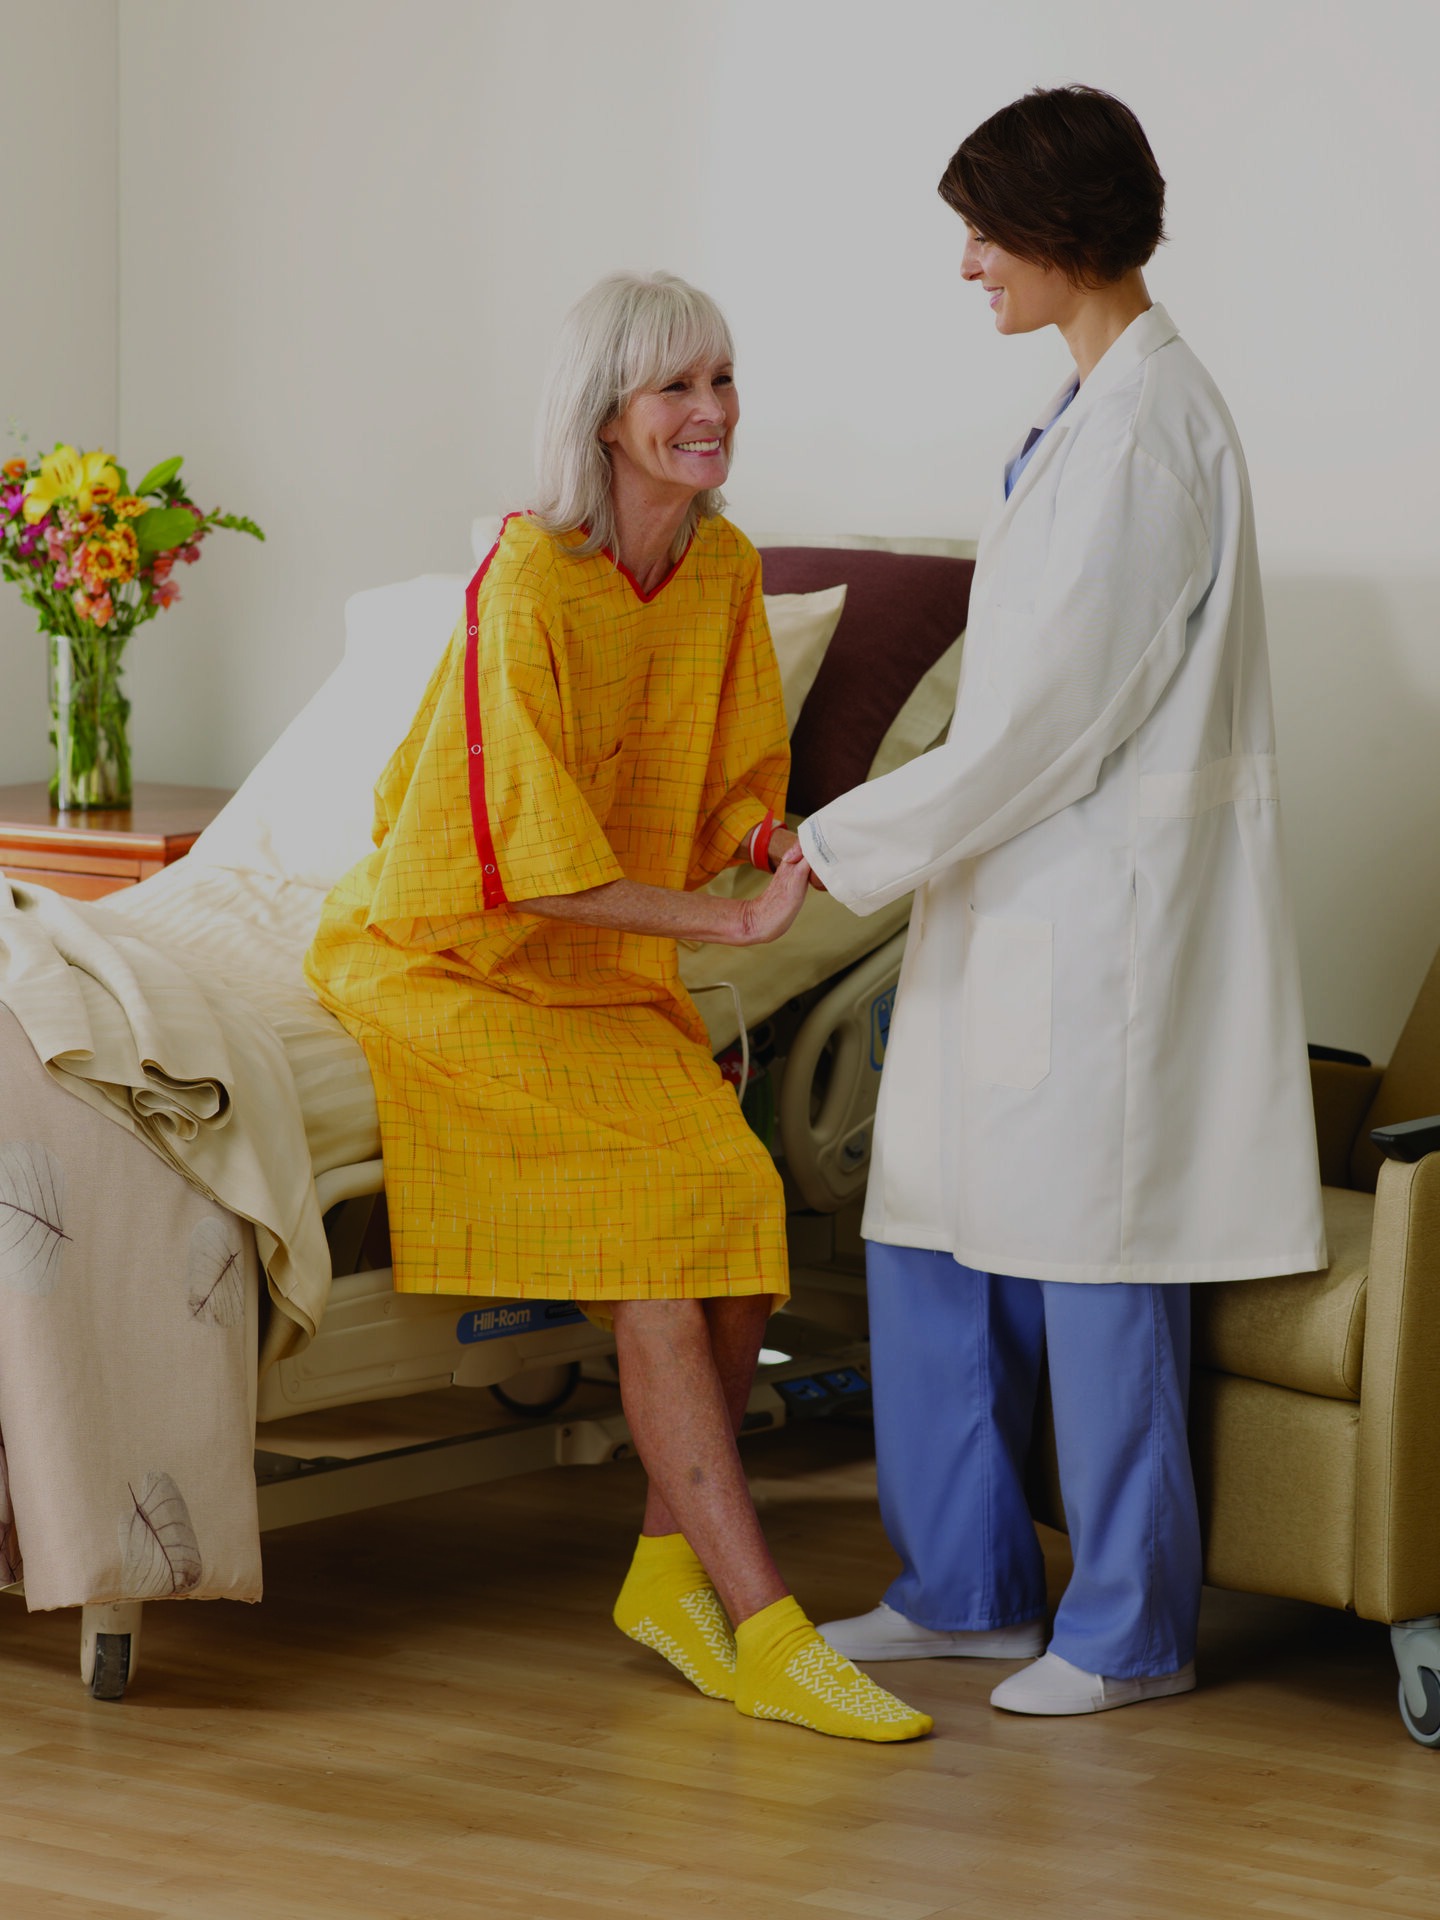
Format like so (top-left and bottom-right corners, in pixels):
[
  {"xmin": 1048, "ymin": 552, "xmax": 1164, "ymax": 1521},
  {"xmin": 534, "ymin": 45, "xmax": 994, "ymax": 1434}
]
[
  {"xmin": 1309, "ymin": 1057, "xmax": 1385, "ymax": 1188},
  {"xmin": 1354, "ymin": 1146, "xmax": 1440, "ymax": 1621},
  {"xmin": 1372, "ymin": 1116, "xmax": 1440, "ymax": 1163}
]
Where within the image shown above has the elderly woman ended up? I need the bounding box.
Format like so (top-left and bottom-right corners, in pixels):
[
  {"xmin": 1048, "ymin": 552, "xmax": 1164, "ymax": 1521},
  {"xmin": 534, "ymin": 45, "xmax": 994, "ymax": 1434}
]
[
  {"xmin": 805, "ymin": 90, "xmax": 1325, "ymax": 1714},
  {"xmin": 305, "ymin": 272, "xmax": 929, "ymax": 1743}
]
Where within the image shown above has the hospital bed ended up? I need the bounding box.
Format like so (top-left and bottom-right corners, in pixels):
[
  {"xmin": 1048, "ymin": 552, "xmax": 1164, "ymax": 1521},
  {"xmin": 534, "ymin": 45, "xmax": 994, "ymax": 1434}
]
[{"xmin": 37, "ymin": 525, "xmax": 979, "ymax": 1697}]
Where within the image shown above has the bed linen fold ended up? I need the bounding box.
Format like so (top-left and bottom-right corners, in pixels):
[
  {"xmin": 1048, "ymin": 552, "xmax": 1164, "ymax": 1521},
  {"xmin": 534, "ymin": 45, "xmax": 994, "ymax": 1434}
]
[{"xmin": 0, "ymin": 877, "xmax": 329, "ymax": 1348}]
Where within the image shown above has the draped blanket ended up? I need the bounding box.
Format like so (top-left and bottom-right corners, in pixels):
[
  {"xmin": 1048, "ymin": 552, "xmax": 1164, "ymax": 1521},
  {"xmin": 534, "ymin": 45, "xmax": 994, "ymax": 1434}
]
[
  {"xmin": 0, "ymin": 876, "xmax": 333, "ymax": 1608},
  {"xmin": 0, "ymin": 877, "xmax": 330, "ymax": 1340}
]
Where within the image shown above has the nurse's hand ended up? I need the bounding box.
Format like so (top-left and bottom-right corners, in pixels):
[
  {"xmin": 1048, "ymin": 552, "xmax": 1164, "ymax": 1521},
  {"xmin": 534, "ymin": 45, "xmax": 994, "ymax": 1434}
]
[
  {"xmin": 768, "ymin": 824, "xmax": 829, "ymax": 891},
  {"xmin": 733, "ymin": 844, "xmax": 812, "ymax": 945}
]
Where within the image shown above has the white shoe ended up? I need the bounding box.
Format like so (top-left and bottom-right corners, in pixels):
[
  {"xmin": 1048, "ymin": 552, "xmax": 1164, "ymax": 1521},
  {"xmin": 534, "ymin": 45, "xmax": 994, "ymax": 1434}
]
[
  {"xmin": 989, "ymin": 1650, "xmax": 1197, "ymax": 1716},
  {"xmin": 819, "ymin": 1602, "xmax": 1045, "ymax": 1663}
]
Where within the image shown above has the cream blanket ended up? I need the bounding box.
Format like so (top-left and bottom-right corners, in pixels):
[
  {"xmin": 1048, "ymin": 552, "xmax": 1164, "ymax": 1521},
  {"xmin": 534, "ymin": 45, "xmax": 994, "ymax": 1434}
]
[
  {"xmin": 0, "ymin": 1006, "xmax": 263, "ymax": 1607},
  {"xmin": 0, "ymin": 876, "xmax": 329, "ymax": 1346}
]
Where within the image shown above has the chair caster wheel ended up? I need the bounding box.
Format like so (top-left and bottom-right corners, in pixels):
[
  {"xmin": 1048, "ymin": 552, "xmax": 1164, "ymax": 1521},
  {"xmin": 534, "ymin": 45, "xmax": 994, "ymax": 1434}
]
[{"xmin": 1392, "ymin": 1617, "xmax": 1440, "ymax": 1748}]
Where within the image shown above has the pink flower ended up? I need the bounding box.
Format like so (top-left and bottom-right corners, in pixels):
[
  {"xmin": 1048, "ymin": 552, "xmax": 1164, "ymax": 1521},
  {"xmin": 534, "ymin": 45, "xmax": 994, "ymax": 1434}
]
[
  {"xmin": 0, "ymin": 485, "xmax": 22, "ymax": 518},
  {"xmin": 179, "ymin": 542, "xmax": 202, "ymax": 565},
  {"xmin": 152, "ymin": 575, "xmax": 180, "ymax": 609},
  {"xmin": 72, "ymin": 587, "xmax": 114, "ymax": 626}
]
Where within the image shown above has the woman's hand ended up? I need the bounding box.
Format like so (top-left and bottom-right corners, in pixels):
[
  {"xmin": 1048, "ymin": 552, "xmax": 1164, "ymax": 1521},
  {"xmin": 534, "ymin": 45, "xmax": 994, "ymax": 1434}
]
[{"xmin": 733, "ymin": 844, "xmax": 813, "ymax": 945}]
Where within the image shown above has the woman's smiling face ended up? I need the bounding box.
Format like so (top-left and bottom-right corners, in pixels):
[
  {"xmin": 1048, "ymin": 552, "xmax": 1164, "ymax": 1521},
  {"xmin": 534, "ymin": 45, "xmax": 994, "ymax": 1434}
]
[
  {"xmin": 600, "ymin": 356, "xmax": 739, "ymax": 503},
  {"xmin": 961, "ymin": 226, "xmax": 1075, "ymax": 337}
]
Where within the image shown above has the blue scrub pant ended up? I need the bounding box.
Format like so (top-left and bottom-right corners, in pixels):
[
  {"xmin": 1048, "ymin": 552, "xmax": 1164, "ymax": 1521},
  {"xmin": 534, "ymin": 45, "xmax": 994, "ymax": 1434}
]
[{"xmin": 866, "ymin": 1243, "xmax": 1202, "ymax": 1679}]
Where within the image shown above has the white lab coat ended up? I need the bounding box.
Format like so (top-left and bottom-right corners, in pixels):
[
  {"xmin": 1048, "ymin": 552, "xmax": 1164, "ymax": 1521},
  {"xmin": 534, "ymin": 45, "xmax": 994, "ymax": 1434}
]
[{"xmin": 800, "ymin": 305, "xmax": 1326, "ymax": 1283}]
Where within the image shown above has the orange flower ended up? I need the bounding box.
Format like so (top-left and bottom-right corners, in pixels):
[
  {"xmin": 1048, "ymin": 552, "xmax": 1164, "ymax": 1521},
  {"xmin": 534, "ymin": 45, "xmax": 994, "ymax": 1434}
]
[
  {"xmin": 112, "ymin": 495, "xmax": 147, "ymax": 519},
  {"xmin": 73, "ymin": 587, "xmax": 115, "ymax": 627},
  {"xmin": 80, "ymin": 524, "xmax": 138, "ymax": 585},
  {"xmin": 2, "ymin": 457, "xmax": 26, "ymax": 480}
]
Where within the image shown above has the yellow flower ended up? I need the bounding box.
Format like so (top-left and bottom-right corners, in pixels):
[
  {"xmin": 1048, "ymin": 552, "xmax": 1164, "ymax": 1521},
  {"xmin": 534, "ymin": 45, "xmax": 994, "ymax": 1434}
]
[
  {"xmin": 22, "ymin": 443, "xmax": 83, "ymax": 523},
  {"xmin": 112, "ymin": 495, "xmax": 147, "ymax": 519},
  {"xmin": 76, "ymin": 449, "xmax": 122, "ymax": 514},
  {"xmin": 110, "ymin": 523, "xmax": 138, "ymax": 576},
  {"xmin": 22, "ymin": 445, "xmax": 123, "ymax": 522}
]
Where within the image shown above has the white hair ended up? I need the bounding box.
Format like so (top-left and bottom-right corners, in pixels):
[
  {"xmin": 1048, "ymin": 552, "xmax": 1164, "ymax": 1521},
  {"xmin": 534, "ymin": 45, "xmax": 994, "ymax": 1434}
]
[{"xmin": 532, "ymin": 272, "xmax": 735, "ymax": 562}]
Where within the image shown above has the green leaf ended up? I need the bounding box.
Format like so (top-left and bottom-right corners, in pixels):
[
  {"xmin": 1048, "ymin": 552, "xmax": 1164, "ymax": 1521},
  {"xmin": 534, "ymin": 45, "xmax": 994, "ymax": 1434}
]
[
  {"xmin": 209, "ymin": 512, "xmax": 265, "ymax": 541},
  {"xmin": 134, "ymin": 506, "xmax": 199, "ymax": 554},
  {"xmin": 134, "ymin": 455, "xmax": 184, "ymax": 497}
]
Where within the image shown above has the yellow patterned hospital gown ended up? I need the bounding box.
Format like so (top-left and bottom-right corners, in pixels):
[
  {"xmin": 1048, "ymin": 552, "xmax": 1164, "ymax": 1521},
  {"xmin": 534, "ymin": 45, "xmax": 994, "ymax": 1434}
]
[{"xmin": 304, "ymin": 512, "xmax": 791, "ymax": 1311}]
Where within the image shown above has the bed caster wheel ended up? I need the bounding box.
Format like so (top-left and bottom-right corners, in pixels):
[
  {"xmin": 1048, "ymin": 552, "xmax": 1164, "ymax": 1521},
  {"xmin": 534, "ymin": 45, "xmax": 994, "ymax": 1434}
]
[
  {"xmin": 490, "ymin": 1362, "xmax": 582, "ymax": 1419},
  {"xmin": 1391, "ymin": 1617, "xmax": 1440, "ymax": 1748},
  {"xmin": 81, "ymin": 1601, "xmax": 143, "ymax": 1701}
]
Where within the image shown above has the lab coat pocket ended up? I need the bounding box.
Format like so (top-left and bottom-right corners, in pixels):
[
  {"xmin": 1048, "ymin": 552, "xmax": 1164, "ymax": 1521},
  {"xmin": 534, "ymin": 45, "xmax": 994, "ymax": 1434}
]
[{"xmin": 962, "ymin": 912, "xmax": 1053, "ymax": 1089}]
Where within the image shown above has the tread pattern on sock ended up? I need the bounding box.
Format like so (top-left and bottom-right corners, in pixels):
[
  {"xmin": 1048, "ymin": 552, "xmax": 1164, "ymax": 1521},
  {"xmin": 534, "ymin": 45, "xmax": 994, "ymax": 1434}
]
[
  {"xmin": 623, "ymin": 1613, "xmax": 731, "ymax": 1700},
  {"xmin": 755, "ymin": 1639, "xmax": 923, "ymax": 1728},
  {"xmin": 749, "ymin": 1701, "xmax": 818, "ymax": 1729},
  {"xmin": 678, "ymin": 1586, "xmax": 736, "ymax": 1676}
]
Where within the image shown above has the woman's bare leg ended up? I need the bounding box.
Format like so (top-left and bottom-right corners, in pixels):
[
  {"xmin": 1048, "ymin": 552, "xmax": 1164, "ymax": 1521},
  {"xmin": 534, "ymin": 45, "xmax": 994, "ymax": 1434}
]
[
  {"xmin": 639, "ymin": 1294, "xmax": 772, "ymax": 1537},
  {"xmin": 613, "ymin": 1295, "xmax": 785, "ymax": 1625}
]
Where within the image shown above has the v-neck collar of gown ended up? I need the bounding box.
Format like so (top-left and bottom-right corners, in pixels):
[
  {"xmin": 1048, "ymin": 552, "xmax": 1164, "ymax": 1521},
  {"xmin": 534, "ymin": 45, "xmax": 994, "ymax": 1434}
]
[{"xmin": 601, "ymin": 531, "xmax": 696, "ymax": 604}]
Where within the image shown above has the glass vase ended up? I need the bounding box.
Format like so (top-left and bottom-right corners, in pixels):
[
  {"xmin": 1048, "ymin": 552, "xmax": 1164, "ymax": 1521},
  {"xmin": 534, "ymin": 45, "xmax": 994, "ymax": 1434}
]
[{"xmin": 47, "ymin": 625, "xmax": 132, "ymax": 810}]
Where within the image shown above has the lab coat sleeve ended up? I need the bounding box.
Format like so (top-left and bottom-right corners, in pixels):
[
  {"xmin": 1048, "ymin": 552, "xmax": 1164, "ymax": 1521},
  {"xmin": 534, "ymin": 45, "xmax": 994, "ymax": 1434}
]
[{"xmin": 799, "ymin": 441, "xmax": 1212, "ymax": 914}]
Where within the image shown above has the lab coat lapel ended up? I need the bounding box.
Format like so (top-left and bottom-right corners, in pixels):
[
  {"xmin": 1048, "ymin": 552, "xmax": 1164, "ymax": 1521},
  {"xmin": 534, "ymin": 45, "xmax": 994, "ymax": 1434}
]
[
  {"xmin": 991, "ymin": 305, "xmax": 1181, "ymax": 525},
  {"xmin": 995, "ymin": 375, "xmax": 1082, "ymax": 516}
]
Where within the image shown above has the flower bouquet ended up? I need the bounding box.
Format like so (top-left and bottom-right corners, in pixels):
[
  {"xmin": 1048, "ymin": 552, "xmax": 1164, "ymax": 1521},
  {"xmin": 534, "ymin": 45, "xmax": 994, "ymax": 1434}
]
[{"xmin": 1, "ymin": 443, "xmax": 263, "ymax": 807}]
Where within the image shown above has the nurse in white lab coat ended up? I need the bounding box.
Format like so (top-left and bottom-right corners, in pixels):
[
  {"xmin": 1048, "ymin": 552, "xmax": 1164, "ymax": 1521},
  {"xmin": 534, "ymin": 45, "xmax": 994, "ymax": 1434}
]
[{"xmin": 802, "ymin": 86, "xmax": 1326, "ymax": 1716}]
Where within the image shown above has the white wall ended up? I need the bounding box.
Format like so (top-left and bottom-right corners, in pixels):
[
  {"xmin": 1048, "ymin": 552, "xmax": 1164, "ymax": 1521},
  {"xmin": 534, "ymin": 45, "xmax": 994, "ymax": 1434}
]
[
  {"xmin": 0, "ymin": 1, "xmax": 118, "ymax": 784},
  {"xmin": 10, "ymin": 0, "xmax": 1438, "ymax": 1062}
]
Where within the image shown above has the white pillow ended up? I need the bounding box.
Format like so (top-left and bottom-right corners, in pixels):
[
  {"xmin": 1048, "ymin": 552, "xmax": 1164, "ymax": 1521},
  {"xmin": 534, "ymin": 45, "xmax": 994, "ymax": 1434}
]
[{"xmin": 189, "ymin": 574, "xmax": 466, "ymax": 886}]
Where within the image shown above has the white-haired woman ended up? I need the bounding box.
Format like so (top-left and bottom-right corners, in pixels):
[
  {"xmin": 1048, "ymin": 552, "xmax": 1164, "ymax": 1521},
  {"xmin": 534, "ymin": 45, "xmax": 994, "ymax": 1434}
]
[{"xmin": 306, "ymin": 273, "xmax": 930, "ymax": 1743}]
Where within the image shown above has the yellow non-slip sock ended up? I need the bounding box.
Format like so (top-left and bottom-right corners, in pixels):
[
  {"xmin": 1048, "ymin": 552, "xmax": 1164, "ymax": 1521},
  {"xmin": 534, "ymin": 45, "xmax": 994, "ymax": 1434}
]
[
  {"xmin": 613, "ymin": 1532, "xmax": 737, "ymax": 1700},
  {"xmin": 735, "ymin": 1595, "xmax": 933, "ymax": 1742}
]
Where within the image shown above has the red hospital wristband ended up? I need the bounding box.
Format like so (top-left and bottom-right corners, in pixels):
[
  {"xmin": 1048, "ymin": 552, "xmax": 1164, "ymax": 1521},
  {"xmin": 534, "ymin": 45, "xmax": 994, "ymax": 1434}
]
[{"xmin": 750, "ymin": 812, "xmax": 776, "ymax": 872}]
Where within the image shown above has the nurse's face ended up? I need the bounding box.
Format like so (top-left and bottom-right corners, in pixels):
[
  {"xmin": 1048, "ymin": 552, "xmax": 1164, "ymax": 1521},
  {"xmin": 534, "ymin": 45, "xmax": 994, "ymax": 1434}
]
[
  {"xmin": 961, "ymin": 227, "xmax": 1074, "ymax": 336},
  {"xmin": 600, "ymin": 356, "xmax": 739, "ymax": 503}
]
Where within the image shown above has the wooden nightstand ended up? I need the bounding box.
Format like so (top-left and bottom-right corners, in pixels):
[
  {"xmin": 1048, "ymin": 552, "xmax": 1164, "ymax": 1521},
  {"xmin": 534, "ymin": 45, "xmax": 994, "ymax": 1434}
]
[{"xmin": 0, "ymin": 782, "xmax": 233, "ymax": 901}]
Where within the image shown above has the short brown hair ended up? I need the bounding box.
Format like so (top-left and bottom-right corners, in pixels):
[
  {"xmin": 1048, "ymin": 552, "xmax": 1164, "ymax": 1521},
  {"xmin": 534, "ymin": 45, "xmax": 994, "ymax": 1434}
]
[{"xmin": 938, "ymin": 86, "xmax": 1166, "ymax": 287}]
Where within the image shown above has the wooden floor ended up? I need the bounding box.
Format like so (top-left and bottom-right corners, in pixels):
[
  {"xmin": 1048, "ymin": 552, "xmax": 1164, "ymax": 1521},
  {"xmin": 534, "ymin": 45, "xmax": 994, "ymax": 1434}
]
[{"xmin": 2, "ymin": 1417, "xmax": 1437, "ymax": 1920}]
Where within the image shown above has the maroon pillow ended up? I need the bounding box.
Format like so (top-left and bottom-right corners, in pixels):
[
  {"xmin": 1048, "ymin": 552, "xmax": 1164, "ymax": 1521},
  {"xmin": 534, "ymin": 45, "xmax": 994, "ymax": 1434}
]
[{"xmin": 759, "ymin": 547, "xmax": 975, "ymax": 815}]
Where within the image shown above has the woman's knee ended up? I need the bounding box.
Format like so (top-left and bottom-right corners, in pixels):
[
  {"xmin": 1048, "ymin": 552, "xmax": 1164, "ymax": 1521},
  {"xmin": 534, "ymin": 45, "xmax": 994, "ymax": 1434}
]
[{"xmin": 612, "ymin": 1295, "xmax": 710, "ymax": 1354}]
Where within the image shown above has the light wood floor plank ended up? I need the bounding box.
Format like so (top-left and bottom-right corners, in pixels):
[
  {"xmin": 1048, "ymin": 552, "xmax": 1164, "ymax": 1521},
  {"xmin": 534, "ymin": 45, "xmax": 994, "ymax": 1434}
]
[{"xmin": 3, "ymin": 1420, "xmax": 1438, "ymax": 1920}]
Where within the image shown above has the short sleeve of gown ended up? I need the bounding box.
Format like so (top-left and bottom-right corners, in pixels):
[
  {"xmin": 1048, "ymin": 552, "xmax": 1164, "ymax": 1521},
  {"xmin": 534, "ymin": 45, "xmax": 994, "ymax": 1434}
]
[
  {"xmin": 362, "ymin": 535, "xmax": 624, "ymax": 949},
  {"xmin": 685, "ymin": 541, "xmax": 790, "ymax": 890}
]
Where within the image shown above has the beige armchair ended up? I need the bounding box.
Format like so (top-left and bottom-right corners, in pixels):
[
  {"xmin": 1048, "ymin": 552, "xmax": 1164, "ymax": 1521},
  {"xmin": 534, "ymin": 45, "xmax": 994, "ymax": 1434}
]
[{"xmin": 1032, "ymin": 943, "xmax": 1440, "ymax": 1744}]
